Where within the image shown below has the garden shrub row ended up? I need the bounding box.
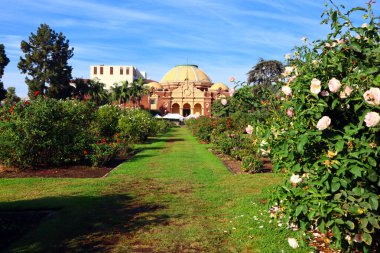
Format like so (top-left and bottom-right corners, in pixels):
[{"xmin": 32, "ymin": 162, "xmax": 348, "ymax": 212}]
[
  {"xmin": 0, "ymin": 98, "xmax": 171, "ymax": 168},
  {"xmin": 186, "ymin": 2, "xmax": 379, "ymax": 251}
]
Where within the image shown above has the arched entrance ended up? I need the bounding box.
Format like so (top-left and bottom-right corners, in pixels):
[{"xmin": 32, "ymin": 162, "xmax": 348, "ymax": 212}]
[
  {"xmin": 183, "ymin": 103, "xmax": 191, "ymax": 116},
  {"xmin": 194, "ymin": 103, "xmax": 202, "ymax": 115},
  {"xmin": 172, "ymin": 103, "xmax": 180, "ymax": 114}
]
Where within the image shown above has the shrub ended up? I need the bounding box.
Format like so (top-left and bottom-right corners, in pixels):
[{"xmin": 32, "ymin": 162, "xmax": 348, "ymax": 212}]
[
  {"xmin": 269, "ymin": 3, "xmax": 380, "ymax": 251},
  {"xmin": 117, "ymin": 108, "xmax": 156, "ymax": 143},
  {"xmin": 93, "ymin": 105, "xmax": 122, "ymax": 138},
  {"xmin": 0, "ymin": 98, "xmax": 96, "ymax": 168}
]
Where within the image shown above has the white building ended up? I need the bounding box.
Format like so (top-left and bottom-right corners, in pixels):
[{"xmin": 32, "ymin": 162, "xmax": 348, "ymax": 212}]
[{"xmin": 90, "ymin": 65, "xmax": 147, "ymax": 89}]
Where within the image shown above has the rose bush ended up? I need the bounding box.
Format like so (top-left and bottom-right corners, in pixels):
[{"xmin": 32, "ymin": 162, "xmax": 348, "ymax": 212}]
[
  {"xmin": 269, "ymin": 2, "xmax": 379, "ymax": 251},
  {"xmin": 0, "ymin": 98, "xmax": 96, "ymax": 168}
]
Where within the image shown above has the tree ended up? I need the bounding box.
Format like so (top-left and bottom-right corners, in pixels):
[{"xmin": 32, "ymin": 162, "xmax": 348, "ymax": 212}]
[
  {"xmin": 0, "ymin": 44, "xmax": 10, "ymax": 101},
  {"xmin": 247, "ymin": 58, "xmax": 284, "ymax": 87},
  {"xmin": 110, "ymin": 83, "xmax": 121, "ymax": 104},
  {"xmin": 129, "ymin": 77, "xmax": 148, "ymax": 108},
  {"xmin": 18, "ymin": 24, "xmax": 74, "ymax": 99},
  {"xmin": 87, "ymin": 78, "xmax": 108, "ymax": 106},
  {"xmin": 71, "ymin": 78, "xmax": 89, "ymax": 101},
  {"xmin": 3, "ymin": 87, "xmax": 20, "ymax": 105}
]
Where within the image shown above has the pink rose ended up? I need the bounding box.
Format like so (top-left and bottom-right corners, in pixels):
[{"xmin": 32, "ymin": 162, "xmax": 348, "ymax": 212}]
[
  {"xmin": 286, "ymin": 108, "xmax": 294, "ymax": 117},
  {"xmin": 328, "ymin": 78, "xmax": 342, "ymax": 93},
  {"xmin": 245, "ymin": 125, "xmax": 253, "ymax": 135},
  {"xmin": 281, "ymin": 86, "xmax": 292, "ymax": 96},
  {"xmin": 363, "ymin": 87, "xmax": 380, "ymax": 105},
  {"xmin": 320, "ymin": 90, "xmax": 329, "ymax": 97},
  {"xmin": 228, "ymin": 88, "xmax": 235, "ymax": 96},
  {"xmin": 310, "ymin": 78, "xmax": 321, "ymax": 94},
  {"xmin": 229, "ymin": 77, "xmax": 235, "ymax": 83},
  {"xmin": 317, "ymin": 116, "xmax": 331, "ymax": 130},
  {"xmin": 364, "ymin": 112, "xmax": 380, "ymax": 127},
  {"xmin": 340, "ymin": 85, "xmax": 353, "ymax": 99},
  {"xmin": 221, "ymin": 99, "xmax": 227, "ymax": 106}
]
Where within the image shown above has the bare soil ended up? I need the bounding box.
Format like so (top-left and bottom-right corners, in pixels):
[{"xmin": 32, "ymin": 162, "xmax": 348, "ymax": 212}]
[
  {"xmin": 209, "ymin": 148, "xmax": 273, "ymax": 174},
  {"xmin": 0, "ymin": 151, "xmax": 138, "ymax": 178}
]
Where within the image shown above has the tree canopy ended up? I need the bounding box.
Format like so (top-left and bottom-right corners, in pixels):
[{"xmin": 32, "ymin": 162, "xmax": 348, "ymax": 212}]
[
  {"xmin": 247, "ymin": 58, "xmax": 284, "ymax": 86},
  {"xmin": 0, "ymin": 44, "xmax": 10, "ymax": 101},
  {"xmin": 18, "ymin": 24, "xmax": 74, "ymax": 99}
]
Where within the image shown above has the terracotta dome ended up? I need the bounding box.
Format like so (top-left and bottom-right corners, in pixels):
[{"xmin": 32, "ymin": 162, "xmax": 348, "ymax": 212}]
[
  {"xmin": 209, "ymin": 82, "xmax": 229, "ymax": 91},
  {"xmin": 160, "ymin": 64, "xmax": 212, "ymax": 87}
]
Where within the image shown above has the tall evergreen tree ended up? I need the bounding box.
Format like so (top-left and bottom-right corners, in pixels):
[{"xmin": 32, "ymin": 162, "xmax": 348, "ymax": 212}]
[
  {"xmin": 18, "ymin": 24, "xmax": 74, "ymax": 99},
  {"xmin": 0, "ymin": 44, "xmax": 10, "ymax": 101},
  {"xmin": 247, "ymin": 58, "xmax": 284, "ymax": 87}
]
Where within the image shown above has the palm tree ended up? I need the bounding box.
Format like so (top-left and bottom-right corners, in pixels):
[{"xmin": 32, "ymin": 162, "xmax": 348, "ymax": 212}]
[
  {"xmin": 88, "ymin": 78, "xmax": 107, "ymax": 106},
  {"xmin": 119, "ymin": 80, "xmax": 130, "ymax": 107},
  {"xmin": 110, "ymin": 83, "xmax": 121, "ymax": 104},
  {"xmin": 129, "ymin": 77, "xmax": 148, "ymax": 108}
]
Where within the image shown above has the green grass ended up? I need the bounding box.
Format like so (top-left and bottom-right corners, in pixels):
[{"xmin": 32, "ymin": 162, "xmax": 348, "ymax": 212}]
[{"xmin": 0, "ymin": 127, "xmax": 310, "ymax": 252}]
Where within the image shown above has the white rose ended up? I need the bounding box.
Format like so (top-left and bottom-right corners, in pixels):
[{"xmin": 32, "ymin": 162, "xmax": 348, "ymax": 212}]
[
  {"xmin": 340, "ymin": 85, "xmax": 353, "ymax": 99},
  {"xmin": 363, "ymin": 87, "xmax": 380, "ymax": 105},
  {"xmin": 361, "ymin": 23, "xmax": 368, "ymax": 28},
  {"xmin": 310, "ymin": 78, "xmax": 321, "ymax": 94},
  {"xmin": 285, "ymin": 53, "xmax": 291, "ymax": 60},
  {"xmin": 328, "ymin": 78, "xmax": 342, "ymax": 93},
  {"xmin": 364, "ymin": 112, "xmax": 380, "ymax": 127},
  {"xmin": 288, "ymin": 238, "xmax": 299, "ymax": 249},
  {"xmin": 282, "ymin": 86, "xmax": 292, "ymax": 96},
  {"xmin": 290, "ymin": 174, "xmax": 302, "ymax": 184},
  {"xmin": 317, "ymin": 116, "xmax": 331, "ymax": 130}
]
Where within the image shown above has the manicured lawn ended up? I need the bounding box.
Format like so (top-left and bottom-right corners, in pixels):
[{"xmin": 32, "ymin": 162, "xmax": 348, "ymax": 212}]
[{"xmin": 0, "ymin": 127, "xmax": 309, "ymax": 252}]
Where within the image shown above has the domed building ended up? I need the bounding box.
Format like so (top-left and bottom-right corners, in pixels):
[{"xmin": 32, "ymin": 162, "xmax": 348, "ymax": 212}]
[{"xmin": 140, "ymin": 64, "xmax": 230, "ymax": 116}]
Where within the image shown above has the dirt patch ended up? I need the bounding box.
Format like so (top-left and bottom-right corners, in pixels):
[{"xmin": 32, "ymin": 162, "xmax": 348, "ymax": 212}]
[
  {"xmin": 0, "ymin": 151, "xmax": 139, "ymax": 178},
  {"xmin": 209, "ymin": 148, "xmax": 273, "ymax": 174}
]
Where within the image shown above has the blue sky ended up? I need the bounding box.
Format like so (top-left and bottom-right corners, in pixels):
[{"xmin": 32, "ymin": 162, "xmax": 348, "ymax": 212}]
[{"xmin": 1, "ymin": 0, "xmax": 378, "ymax": 97}]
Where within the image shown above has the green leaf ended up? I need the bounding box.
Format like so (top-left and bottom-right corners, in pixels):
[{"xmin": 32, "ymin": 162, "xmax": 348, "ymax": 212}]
[
  {"xmin": 346, "ymin": 220, "xmax": 355, "ymax": 230},
  {"xmin": 369, "ymin": 196, "xmax": 378, "ymax": 210},
  {"xmin": 368, "ymin": 157, "xmax": 377, "ymax": 167},
  {"xmin": 350, "ymin": 166, "xmax": 361, "ymax": 177},
  {"xmin": 351, "ymin": 42, "xmax": 362, "ymax": 52},
  {"xmin": 368, "ymin": 217, "xmax": 380, "ymax": 229},
  {"xmin": 362, "ymin": 233, "xmax": 372, "ymax": 245},
  {"xmin": 295, "ymin": 205, "xmax": 304, "ymax": 216},
  {"xmin": 335, "ymin": 140, "xmax": 344, "ymax": 152},
  {"xmin": 332, "ymin": 225, "xmax": 341, "ymax": 240},
  {"xmin": 331, "ymin": 180, "xmax": 340, "ymax": 192},
  {"xmin": 297, "ymin": 135, "xmax": 308, "ymax": 154}
]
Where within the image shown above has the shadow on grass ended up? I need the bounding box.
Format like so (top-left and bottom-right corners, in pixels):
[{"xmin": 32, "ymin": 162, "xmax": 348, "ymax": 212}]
[{"xmin": 0, "ymin": 193, "xmax": 172, "ymax": 252}]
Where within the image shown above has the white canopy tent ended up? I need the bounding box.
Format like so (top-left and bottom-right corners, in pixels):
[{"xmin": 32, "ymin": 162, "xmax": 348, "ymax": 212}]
[{"xmin": 162, "ymin": 113, "xmax": 184, "ymax": 121}]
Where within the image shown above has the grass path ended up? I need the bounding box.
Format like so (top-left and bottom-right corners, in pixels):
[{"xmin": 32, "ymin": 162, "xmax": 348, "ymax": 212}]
[{"xmin": 0, "ymin": 127, "xmax": 305, "ymax": 253}]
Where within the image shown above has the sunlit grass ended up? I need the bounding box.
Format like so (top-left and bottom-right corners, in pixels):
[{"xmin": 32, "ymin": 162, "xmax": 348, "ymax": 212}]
[{"xmin": 0, "ymin": 127, "xmax": 312, "ymax": 252}]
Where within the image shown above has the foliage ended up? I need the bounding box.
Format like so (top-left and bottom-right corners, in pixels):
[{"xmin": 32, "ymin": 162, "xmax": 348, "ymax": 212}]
[
  {"xmin": 0, "ymin": 44, "xmax": 10, "ymax": 101},
  {"xmin": 0, "ymin": 97, "xmax": 96, "ymax": 168},
  {"xmin": 118, "ymin": 108, "xmax": 156, "ymax": 143},
  {"xmin": 93, "ymin": 105, "xmax": 122, "ymax": 139},
  {"xmin": 128, "ymin": 77, "xmax": 149, "ymax": 108},
  {"xmin": 247, "ymin": 58, "xmax": 284, "ymax": 86},
  {"xmin": 18, "ymin": 24, "xmax": 74, "ymax": 99},
  {"xmin": 269, "ymin": 2, "xmax": 380, "ymax": 251},
  {"xmin": 86, "ymin": 137, "xmax": 129, "ymax": 167},
  {"xmin": 87, "ymin": 78, "xmax": 108, "ymax": 105},
  {"xmin": 185, "ymin": 116, "xmax": 218, "ymax": 143},
  {"xmin": 2, "ymin": 87, "xmax": 20, "ymax": 106},
  {"xmin": 71, "ymin": 78, "xmax": 89, "ymax": 101}
]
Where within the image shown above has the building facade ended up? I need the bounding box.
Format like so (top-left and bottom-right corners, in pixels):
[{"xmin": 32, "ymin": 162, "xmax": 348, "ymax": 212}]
[
  {"xmin": 139, "ymin": 64, "xmax": 230, "ymax": 117},
  {"xmin": 90, "ymin": 65, "xmax": 146, "ymax": 89}
]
